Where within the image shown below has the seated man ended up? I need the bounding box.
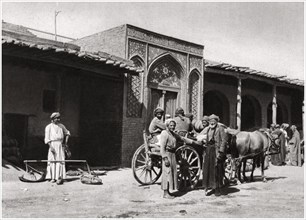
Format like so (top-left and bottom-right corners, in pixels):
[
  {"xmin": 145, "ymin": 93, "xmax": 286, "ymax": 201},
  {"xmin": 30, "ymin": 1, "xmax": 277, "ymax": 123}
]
[{"xmin": 148, "ymin": 107, "xmax": 166, "ymax": 145}]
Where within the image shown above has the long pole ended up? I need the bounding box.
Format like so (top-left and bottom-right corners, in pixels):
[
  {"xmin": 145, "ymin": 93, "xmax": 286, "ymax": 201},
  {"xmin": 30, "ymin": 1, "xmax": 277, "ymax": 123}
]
[{"xmin": 55, "ymin": 10, "xmax": 61, "ymax": 41}]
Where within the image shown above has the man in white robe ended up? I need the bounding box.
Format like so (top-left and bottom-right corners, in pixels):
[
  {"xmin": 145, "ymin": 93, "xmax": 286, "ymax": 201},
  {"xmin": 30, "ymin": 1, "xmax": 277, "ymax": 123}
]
[{"xmin": 44, "ymin": 112, "xmax": 70, "ymax": 184}]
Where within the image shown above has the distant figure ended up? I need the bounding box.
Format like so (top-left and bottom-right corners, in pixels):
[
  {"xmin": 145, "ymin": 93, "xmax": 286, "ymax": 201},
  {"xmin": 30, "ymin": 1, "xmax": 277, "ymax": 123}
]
[
  {"xmin": 44, "ymin": 112, "xmax": 70, "ymax": 185},
  {"xmin": 185, "ymin": 113, "xmax": 194, "ymax": 132},
  {"xmin": 280, "ymin": 123, "xmax": 290, "ymax": 162},
  {"xmin": 288, "ymin": 125, "xmax": 301, "ymax": 166},
  {"xmin": 270, "ymin": 125, "xmax": 286, "ymax": 166}
]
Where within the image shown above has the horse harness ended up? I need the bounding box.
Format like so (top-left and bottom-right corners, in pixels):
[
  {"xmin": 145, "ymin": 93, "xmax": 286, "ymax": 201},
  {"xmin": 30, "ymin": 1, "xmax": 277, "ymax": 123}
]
[{"xmin": 233, "ymin": 130, "xmax": 280, "ymax": 164}]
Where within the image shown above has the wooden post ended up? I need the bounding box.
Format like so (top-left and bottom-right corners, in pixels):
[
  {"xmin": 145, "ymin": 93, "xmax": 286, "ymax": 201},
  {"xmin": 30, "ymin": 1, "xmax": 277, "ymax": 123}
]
[
  {"xmin": 161, "ymin": 90, "xmax": 166, "ymax": 109},
  {"xmin": 272, "ymin": 85, "xmax": 277, "ymax": 124},
  {"xmin": 236, "ymin": 78, "xmax": 242, "ymax": 131},
  {"xmin": 56, "ymin": 73, "xmax": 63, "ymax": 112},
  {"xmin": 303, "ymin": 100, "xmax": 304, "ymax": 136}
]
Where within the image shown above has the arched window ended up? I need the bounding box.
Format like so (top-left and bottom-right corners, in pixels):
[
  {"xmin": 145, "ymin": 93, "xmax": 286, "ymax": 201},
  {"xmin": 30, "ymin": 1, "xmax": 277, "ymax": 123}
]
[{"xmin": 126, "ymin": 56, "xmax": 143, "ymax": 118}]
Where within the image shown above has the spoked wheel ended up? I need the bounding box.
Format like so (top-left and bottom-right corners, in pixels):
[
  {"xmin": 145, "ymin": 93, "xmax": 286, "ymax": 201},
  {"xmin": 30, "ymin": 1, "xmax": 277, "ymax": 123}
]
[
  {"xmin": 132, "ymin": 144, "xmax": 162, "ymax": 185},
  {"xmin": 176, "ymin": 145, "xmax": 201, "ymax": 191}
]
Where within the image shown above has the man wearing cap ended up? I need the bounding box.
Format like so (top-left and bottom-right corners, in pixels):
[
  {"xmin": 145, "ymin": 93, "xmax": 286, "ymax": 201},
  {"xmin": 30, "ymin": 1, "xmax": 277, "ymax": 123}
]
[
  {"xmin": 44, "ymin": 112, "xmax": 70, "ymax": 184},
  {"xmin": 202, "ymin": 114, "xmax": 227, "ymax": 196},
  {"xmin": 149, "ymin": 107, "xmax": 167, "ymax": 144}
]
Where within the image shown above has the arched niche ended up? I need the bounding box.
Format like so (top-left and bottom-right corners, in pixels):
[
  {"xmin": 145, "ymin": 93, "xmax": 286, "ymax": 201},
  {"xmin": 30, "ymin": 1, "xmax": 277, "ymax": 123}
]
[
  {"xmin": 267, "ymin": 99, "xmax": 289, "ymax": 127},
  {"xmin": 204, "ymin": 90, "xmax": 230, "ymax": 126},
  {"xmin": 241, "ymin": 95, "xmax": 262, "ymax": 131}
]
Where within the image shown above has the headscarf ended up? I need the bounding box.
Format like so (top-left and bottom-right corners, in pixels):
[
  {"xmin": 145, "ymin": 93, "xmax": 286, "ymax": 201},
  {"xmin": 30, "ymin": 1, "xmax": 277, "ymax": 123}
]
[{"xmin": 50, "ymin": 112, "xmax": 60, "ymax": 120}]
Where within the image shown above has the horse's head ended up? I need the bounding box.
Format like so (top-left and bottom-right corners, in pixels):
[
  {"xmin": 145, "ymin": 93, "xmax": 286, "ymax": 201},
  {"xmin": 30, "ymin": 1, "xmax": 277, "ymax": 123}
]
[{"xmin": 264, "ymin": 130, "xmax": 282, "ymax": 155}]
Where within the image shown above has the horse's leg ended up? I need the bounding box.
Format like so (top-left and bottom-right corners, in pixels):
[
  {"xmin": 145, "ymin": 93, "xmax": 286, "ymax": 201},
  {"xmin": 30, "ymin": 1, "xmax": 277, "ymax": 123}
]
[
  {"xmin": 250, "ymin": 158, "xmax": 256, "ymax": 182},
  {"xmin": 261, "ymin": 154, "xmax": 267, "ymax": 182},
  {"xmin": 237, "ymin": 161, "xmax": 243, "ymax": 184},
  {"xmin": 242, "ymin": 159, "xmax": 248, "ymax": 182}
]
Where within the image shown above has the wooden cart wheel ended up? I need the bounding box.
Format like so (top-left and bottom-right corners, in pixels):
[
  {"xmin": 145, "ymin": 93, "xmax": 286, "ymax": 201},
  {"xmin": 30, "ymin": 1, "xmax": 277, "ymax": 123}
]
[
  {"xmin": 176, "ymin": 145, "xmax": 201, "ymax": 191},
  {"xmin": 132, "ymin": 144, "xmax": 162, "ymax": 185}
]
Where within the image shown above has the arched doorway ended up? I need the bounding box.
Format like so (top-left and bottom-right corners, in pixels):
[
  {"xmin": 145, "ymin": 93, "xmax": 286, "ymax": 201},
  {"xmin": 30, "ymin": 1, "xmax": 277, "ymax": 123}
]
[
  {"xmin": 203, "ymin": 90, "xmax": 229, "ymax": 126},
  {"xmin": 267, "ymin": 100, "xmax": 288, "ymax": 127},
  {"xmin": 241, "ymin": 95, "xmax": 261, "ymax": 131},
  {"xmin": 188, "ymin": 70, "xmax": 200, "ymax": 118},
  {"xmin": 147, "ymin": 54, "xmax": 183, "ymax": 121}
]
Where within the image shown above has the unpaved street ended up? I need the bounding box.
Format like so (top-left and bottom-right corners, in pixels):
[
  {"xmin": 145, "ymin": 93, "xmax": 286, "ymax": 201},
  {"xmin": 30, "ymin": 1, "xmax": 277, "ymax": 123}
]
[{"xmin": 2, "ymin": 162, "xmax": 304, "ymax": 218}]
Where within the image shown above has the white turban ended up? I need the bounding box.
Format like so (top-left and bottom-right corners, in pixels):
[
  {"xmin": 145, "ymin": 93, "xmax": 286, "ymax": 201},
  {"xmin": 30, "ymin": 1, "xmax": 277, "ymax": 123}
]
[{"xmin": 50, "ymin": 112, "xmax": 60, "ymax": 120}]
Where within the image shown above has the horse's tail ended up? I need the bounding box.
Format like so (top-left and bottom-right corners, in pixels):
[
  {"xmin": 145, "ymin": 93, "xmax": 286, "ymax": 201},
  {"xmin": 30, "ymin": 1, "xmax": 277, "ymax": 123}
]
[
  {"xmin": 255, "ymin": 155, "xmax": 261, "ymax": 167},
  {"xmin": 230, "ymin": 135, "xmax": 239, "ymax": 158}
]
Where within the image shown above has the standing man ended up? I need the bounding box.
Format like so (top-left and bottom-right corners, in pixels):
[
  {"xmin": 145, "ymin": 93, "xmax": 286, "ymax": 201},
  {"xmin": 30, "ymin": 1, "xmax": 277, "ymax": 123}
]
[
  {"xmin": 44, "ymin": 112, "xmax": 70, "ymax": 184},
  {"xmin": 202, "ymin": 114, "xmax": 227, "ymax": 196},
  {"xmin": 288, "ymin": 125, "xmax": 301, "ymax": 166}
]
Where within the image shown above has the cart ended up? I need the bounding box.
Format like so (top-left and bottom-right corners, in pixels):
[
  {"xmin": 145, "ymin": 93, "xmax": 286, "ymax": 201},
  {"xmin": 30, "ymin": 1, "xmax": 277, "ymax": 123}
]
[{"xmin": 131, "ymin": 131, "xmax": 234, "ymax": 191}]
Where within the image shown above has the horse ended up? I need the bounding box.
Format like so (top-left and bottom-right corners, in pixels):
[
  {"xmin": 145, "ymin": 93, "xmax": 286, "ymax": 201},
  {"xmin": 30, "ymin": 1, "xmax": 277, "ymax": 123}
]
[{"xmin": 227, "ymin": 128, "xmax": 281, "ymax": 183}]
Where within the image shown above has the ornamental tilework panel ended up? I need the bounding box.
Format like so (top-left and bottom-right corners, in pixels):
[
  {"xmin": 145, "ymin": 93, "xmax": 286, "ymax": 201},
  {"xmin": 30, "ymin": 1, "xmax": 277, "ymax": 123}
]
[
  {"xmin": 148, "ymin": 46, "xmax": 167, "ymax": 65},
  {"xmin": 126, "ymin": 74, "xmax": 142, "ymax": 118},
  {"xmin": 189, "ymin": 72, "xmax": 200, "ymax": 118},
  {"xmin": 127, "ymin": 28, "xmax": 203, "ymax": 56},
  {"xmin": 128, "ymin": 39, "xmax": 146, "ymax": 60},
  {"xmin": 189, "ymin": 56, "xmax": 202, "ymax": 72},
  {"xmin": 170, "ymin": 52, "xmax": 187, "ymax": 71},
  {"xmin": 148, "ymin": 46, "xmax": 187, "ymax": 71},
  {"xmin": 148, "ymin": 62, "xmax": 181, "ymax": 88}
]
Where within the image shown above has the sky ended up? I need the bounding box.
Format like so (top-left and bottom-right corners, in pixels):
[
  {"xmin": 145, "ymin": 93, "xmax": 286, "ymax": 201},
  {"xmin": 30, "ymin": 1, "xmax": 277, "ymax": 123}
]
[{"xmin": 1, "ymin": 1, "xmax": 304, "ymax": 80}]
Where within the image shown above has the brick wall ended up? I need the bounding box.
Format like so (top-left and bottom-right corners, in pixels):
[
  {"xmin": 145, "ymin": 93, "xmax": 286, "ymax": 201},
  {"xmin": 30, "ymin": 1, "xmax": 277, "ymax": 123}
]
[
  {"xmin": 121, "ymin": 117, "xmax": 145, "ymax": 167},
  {"xmin": 73, "ymin": 25, "xmax": 126, "ymax": 58}
]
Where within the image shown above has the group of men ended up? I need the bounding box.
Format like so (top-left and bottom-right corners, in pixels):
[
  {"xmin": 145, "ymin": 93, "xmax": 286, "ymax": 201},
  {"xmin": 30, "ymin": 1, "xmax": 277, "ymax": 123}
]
[
  {"xmin": 149, "ymin": 107, "xmax": 227, "ymax": 198},
  {"xmin": 269, "ymin": 123, "xmax": 302, "ymax": 167}
]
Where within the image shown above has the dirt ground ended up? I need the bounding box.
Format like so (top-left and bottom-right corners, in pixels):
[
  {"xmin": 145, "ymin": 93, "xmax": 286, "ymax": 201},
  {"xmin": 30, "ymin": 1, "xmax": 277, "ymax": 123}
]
[{"xmin": 1, "ymin": 160, "xmax": 304, "ymax": 218}]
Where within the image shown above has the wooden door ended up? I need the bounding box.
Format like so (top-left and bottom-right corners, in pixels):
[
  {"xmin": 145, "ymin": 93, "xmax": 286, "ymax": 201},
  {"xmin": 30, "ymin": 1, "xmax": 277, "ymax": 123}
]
[
  {"xmin": 164, "ymin": 91, "xmax": 177, "ymax": 118},
  {"xmin": 149, "ymin": 89, "xmax": 177, "ymax": 122}
]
